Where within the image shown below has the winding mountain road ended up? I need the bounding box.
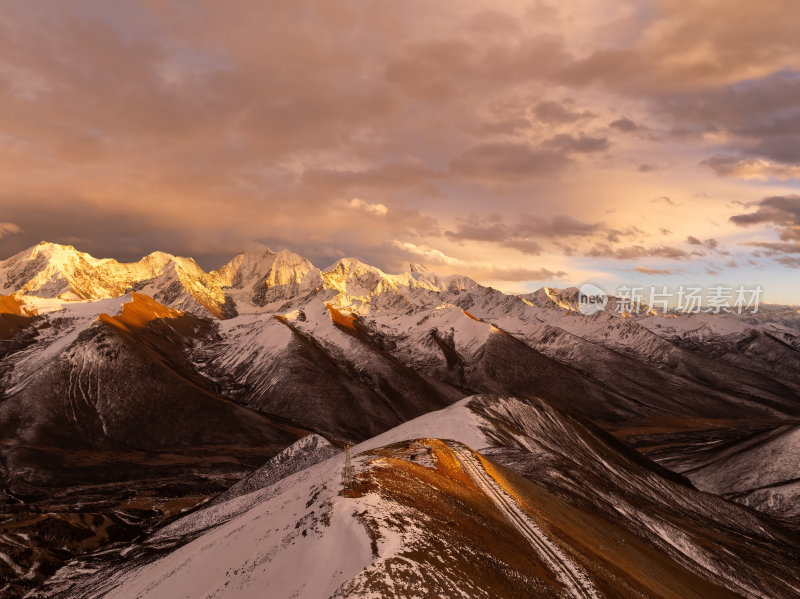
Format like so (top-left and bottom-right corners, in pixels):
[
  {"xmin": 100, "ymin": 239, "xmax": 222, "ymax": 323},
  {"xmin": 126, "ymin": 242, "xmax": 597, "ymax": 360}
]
[{"xmin": 449, "ymin": 443, "xmax": 600, "ymax": 599}]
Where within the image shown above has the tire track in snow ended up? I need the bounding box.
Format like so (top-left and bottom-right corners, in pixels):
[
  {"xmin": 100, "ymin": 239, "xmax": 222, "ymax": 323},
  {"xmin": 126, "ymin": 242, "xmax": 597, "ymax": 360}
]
[{"xmin": 449, "ymin": 442, "xmax": 600, "ymax": 599}]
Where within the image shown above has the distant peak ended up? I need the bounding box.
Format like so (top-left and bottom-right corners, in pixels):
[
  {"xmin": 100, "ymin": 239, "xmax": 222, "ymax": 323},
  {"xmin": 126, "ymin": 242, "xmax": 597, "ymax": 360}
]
[
  {"xmin": 241, "ymin": 247, "xmax": 276, "ymax": 258},
  {"xmin": 33, "ymin": 241, "xmax": 78, "ymax": 252},
  {"xmin": 325, "ymin": 256, "xmax": 378, "ymax": 274},
  {"xmin": 27, "ymin": 241, "xmax": 100, "ymax": 264},
  {"xmin": 273, "ymin": 248, "xmax": 311, "ymax": 263}
]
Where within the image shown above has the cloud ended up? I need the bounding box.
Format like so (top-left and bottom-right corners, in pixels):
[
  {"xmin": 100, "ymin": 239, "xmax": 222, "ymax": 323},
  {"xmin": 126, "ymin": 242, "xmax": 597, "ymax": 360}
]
[
  {"xmin": 659, "ymin": 70, "xmax": 800, "ymax": 175},
  {"xmin": 730, "ymin": 195, "xmax": 800, "ymax": 228},
  {"xmin": 660, "ymin": 71, "xmax": 800, "ymax": 136},
  {"xmin": 605, "ymin": 226, "xmax": 644, "ymax": 243},
  {"xmin": 702, "ymin": 156, "xmax": 800, "ymax": 181},
  {"xmin": 652, "ymin": 196, "xmax": 676, "ymax": 206},
  {"xmin": 776, "ymin": 255, "xmax": 800, "ymax": 268},
  {"xmin": 637, "ymin": 164, "xmax": 657, "ymax": 172},
  {"xmin": 350, "ymin": 198, "xmax": 388, "ymax": 216},
  {"xmin": 634, "ymin": 266, "xmax": 676, "ymax": 275},
  {"xmin": 450, "ymin": 143, "xmax": 570, "ymax": 181},
  {"xmin": 468, "ymin": 265, "xmax": 567, "ymax": 282},
  {"xmin": 0, "ymin": 1, "xmax": 798, "ymax": 295},
  {"xmin": 730, "ymin": 195, "xmax": 800, "ymax": 265},
  {"xmin": 392, "ymin": 239, "xmax": 566, "ymax": 281},
  {"xmin": 555, "ymin": 3, "xmax": 800, "ymax": 94},
  {"xmin": 609, "ymin": 117, "xmax": 638, "ymax": 132},
  {"xmin": 730, "ymin": 195, "xmax": 800, "ymax": 249},
  {"xmin": 532, "ymin": 100, "xmax": 596, "ymax": 124},
  {"xmin": 751, "ymin": 136, "xmax": 800, "ymax": 164},
  {"xmin": 391, "ymin": 240, "xmax": 457, "ymax": 265},
  {"xmin": 515, "ymin": 214, "xmax": 602, "ymax": 237},
  {"xmin": 445, "ymin": 213, "xmax": 604, "ymax": 256},
  {"xmin": 542, "ymin": 133, "xmax": 610, "ymax": 154},
  {"xmin": 552, "ymin": 14, "xmax": 800, "ymax": 179},
  {"xmin": 444, "ymin": 214, "xmax": 542, "ymax": 256},
  {"xmin": 587, "ymin": 244, "xmax": 689, "ymax": 260},
  {"xmin": 686, "ymin": 236, "xmax": 719, "ymax": 249},
  {"xmin": 303, "ymin": 158, "xmax": 439, "ymax": 191},
  {"xmin": 745, "ymin": 241, "xmax": 800, "ymax": 254},
  {"xmin": 0, "ymin": 222, "xmax": 22, "ymax": 238}
]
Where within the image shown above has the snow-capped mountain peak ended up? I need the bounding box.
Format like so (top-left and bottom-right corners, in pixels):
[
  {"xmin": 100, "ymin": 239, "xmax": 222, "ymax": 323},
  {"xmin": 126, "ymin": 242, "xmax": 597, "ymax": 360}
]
[
  {"xmin": 212, "ymin": 248, "xmax": 322, "ymax": 311},
  {"xmin": 1, "ymin": 242, "xmax": 137, "ymax": 300}
]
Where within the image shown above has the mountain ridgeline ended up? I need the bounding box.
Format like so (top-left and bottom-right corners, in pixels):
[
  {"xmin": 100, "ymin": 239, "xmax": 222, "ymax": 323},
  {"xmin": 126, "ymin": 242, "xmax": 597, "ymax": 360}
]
[{"xmin": 0, "ymin": 242, "xmax": 798, "ymax": 598}]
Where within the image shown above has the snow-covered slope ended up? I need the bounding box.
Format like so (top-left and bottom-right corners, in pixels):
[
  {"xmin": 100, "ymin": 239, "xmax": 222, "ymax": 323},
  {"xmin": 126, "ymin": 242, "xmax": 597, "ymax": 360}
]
[
  {"xmin": 212, "ymin": 248, "xmax": 324, "ymax": 312},
  {"xmin": 0, "ymin": 242, "xmax": 231, "ymax": 318},
  {"xmin": 3, "ymin": 242, "xmax": 797, "ymax": 509},
  {"xmin": 650, "ymin": 424, "xmax": 800, "ymax": 519},
  {"xmin": 2, "ymin": 242, "xmax": 799, "ymax": 597},
  {"xmin": 37, "ymin": 396, "xmax": 800, "ymax": 599}
]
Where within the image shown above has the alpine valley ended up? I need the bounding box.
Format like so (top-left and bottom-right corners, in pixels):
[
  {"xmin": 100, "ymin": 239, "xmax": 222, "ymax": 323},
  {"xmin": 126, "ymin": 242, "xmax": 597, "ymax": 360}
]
[{"xmin": 1, "ymin": 242, "xmax": 798, "ymax": 599}]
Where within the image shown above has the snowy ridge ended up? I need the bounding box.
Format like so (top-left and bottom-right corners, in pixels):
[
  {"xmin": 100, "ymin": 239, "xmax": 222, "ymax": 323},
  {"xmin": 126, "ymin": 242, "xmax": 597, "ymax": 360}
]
[
  {"xmin": 0, "ymin": 295, "xmax": 130, "ymax": 396},
  {"xmin": 2, "ymin": 243, "xmax": 799, "ymax": 516},
  {"xmin": 4, "ymin": 243, "xmax": 800, "ymax": 598},
  {"xmin": 449, "ymin": 442, "xmax": 600, "ymax": 599},
  {"xmin": 209, "ymin": 433, "xmax": 340, "ymax": 507},
  {"xmin": 37, "ymin": 395, "xmax": 800, "ymax": 599}
]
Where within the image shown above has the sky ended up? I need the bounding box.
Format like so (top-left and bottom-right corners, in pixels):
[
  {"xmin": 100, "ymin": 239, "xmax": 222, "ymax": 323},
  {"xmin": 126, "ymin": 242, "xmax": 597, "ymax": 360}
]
[{"xmin": 1, "ymin": 0, "xmax": 799, "ymax": 303}]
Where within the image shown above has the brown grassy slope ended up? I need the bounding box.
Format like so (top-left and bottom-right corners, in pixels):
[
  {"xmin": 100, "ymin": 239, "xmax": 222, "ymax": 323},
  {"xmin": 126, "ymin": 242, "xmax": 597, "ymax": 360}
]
[
  {"xmin": 0, "ymin": 294, "xmax": 35, "ymax": 339},
  {"xmin": 355, "ymin": 440, "xmax": 742, "ymax": 599}
]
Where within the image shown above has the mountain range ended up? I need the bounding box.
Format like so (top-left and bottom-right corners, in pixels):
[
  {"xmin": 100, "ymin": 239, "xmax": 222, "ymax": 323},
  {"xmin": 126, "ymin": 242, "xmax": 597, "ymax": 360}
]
[{"xmin": 1, "ymin": 242, "xmax": 798, "ymax": 598}]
